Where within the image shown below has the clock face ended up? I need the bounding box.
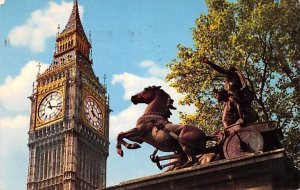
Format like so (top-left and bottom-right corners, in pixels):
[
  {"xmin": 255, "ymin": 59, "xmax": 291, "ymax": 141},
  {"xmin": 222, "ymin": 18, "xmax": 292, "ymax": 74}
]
[
  {"xmin": 38, "ymin": 91, "xmax": 63, "ymax": 122},
  {"xmin": 84, "ymin": 97, "xmax": 103, "ymax": 130}
]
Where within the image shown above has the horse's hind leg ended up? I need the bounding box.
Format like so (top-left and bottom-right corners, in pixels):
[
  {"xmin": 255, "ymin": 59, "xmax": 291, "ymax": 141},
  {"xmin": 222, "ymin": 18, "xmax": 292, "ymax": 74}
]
[
  {"xmin": 177, "ymin": 126, "xmax": 199, "ymax": 168},
  {"xmin": 179, "ymin": 143, "xmax": 197, "ymax": 168},
  {"xmin": 128, "ymin": 137, "xmax": 144, "ymax": 145},
  {"xmin": 178, "ymin": 125, "xmax": 207, "ymax": 168},
  {"xmin": 174, "ymin": 150, "xmax": 187, "ymax": 170}
]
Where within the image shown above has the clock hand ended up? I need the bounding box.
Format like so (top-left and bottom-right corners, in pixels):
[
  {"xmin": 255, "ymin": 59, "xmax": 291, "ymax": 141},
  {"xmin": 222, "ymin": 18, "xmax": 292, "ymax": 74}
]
[
  {"xmin": 91, "ymin": 108, "xmax": 96, "ymax": 117},
  {"xmin": 92, "ymin": 106, "xmax": 100, "ymax": 118},
  {"xmin": 47, "ymin": 101, "xmax": 53, "ymax": 109},
  {"xmin": 51, "ymin": 105, "xmax": 61, "ymax": 108}
]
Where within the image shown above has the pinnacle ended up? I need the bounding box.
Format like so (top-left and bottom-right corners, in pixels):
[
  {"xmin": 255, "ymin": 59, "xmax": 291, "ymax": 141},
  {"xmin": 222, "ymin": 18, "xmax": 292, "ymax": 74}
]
[{"xmin": 61, "ymin": 0, "xmax": 84, "ymax": 36}]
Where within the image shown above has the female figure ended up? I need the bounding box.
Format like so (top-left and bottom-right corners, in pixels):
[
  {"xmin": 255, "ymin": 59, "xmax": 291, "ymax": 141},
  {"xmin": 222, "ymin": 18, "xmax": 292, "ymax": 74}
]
[
  {"xmin": 214, "ymin": 89, "xmax": 259, "ymax": 128},
  {"xmin": 202, "ymin": 58, "xmax": 243, "ymax": 96}
]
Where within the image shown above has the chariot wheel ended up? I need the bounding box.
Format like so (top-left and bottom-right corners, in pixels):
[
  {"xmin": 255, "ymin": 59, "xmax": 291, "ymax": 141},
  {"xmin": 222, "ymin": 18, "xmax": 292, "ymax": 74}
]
[{"xmin": 223, "ymin": 128, "xmax": 264, "ymax": 159}]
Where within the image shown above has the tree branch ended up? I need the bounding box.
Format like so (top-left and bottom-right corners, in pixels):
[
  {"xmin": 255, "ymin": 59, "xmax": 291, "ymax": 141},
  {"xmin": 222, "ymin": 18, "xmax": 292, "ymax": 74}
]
[
  {"xmin": 244, "ymin": 55, "xmax": 269, "ymax": 121},
  {"xmin": 281, "ymin": 102, "xmax": 297, "ymax": 127}
]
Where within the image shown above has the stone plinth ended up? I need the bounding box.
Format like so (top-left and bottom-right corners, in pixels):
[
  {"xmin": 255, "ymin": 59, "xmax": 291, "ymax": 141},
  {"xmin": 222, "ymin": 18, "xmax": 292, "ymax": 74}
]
[{"xmin": 105, "ymin": 149, "xmax": 299, "ymax": 190}]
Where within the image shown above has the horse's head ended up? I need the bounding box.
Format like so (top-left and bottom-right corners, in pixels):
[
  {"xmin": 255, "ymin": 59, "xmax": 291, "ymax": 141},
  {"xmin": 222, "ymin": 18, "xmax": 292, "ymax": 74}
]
[
  {"xmin": 131, "ymin": 86, "xmax": 159, "ymax": 105},
  {"xmin": 131, "ymin": 86, "xmax": 177, "ymax": 118}
]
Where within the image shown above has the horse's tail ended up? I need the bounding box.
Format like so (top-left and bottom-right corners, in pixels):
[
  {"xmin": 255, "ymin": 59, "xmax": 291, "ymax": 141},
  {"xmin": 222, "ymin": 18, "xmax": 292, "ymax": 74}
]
[{"xmin": 206, "ymin": 130, "xmax": 225, "ymax": 142}]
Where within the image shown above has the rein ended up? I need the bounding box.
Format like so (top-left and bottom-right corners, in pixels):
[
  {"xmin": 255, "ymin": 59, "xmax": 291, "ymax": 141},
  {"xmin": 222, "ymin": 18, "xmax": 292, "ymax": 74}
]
[{"xmin": 141, "ymin": 113, "xmax": 178, "ymax": 140}]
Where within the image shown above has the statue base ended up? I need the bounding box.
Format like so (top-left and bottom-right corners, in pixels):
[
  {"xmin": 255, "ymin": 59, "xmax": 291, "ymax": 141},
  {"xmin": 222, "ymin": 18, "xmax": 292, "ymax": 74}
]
[{"xmin": 105, "ymin": 149, "xmax": 299, "ymax": 190}]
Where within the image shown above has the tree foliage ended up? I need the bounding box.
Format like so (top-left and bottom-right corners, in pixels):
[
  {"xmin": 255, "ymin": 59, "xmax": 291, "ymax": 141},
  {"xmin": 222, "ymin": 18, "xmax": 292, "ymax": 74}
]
[{"xmin": 166, "ymin": 0, "xmax": 300, "ymax": 166}]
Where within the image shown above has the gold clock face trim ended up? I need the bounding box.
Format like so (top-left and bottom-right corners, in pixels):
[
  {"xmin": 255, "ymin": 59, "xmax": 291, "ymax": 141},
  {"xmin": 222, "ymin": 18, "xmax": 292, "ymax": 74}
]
[
  {"xmin": 38, "ymin": 91, "xmax": 63, "ymax": 122},
  {"xmin": 84, "ymin": 96, "xmax": 103, "ymax": 130}
]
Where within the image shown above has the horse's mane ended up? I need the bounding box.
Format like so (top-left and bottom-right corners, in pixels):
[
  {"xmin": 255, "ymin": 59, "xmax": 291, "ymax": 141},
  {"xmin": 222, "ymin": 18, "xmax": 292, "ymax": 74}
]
[{"xmin": 146, "ymin": 86, "xmax": 177, "ymax": 118}]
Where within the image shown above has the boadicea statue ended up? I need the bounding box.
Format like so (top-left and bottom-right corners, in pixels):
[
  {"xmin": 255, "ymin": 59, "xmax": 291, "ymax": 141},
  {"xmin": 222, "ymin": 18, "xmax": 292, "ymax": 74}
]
[
  {"xmin": 116, "ymin": 59, "xmax": 283, "ymax": 170},
  {"xmin": 202, "ymin": 57, "xmax": 259, "ymax": 128}
]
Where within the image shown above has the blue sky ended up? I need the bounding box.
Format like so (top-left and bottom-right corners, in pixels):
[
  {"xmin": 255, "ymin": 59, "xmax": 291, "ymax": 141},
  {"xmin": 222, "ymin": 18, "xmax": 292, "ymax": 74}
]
[{"xmin": 0, "ymin": 0, "xmax": 208, "ymax": 189}]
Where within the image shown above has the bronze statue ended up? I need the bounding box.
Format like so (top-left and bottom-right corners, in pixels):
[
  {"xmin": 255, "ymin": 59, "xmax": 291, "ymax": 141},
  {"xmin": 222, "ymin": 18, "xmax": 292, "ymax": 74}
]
[
  {"xmin": 214, "ymin": 88, "xmax": 259, "ymax": 128},
  {"xmin": 202, "ymin": 58, "xmax": 259, "ymax": 127},
  {"xmin": 213, "ymin": 89, "xmax": 244, "ymax": 128},
  {"xmin": 116, "ymin": 86, "xmax": 282, "ymax": 171},
  {"xmin": 116, "ymin": 86, "xmax": 208, "ymax": 168},
  {"xmin": 202, "ymin": 58, "xmax": 243, "ymax": 96},
  {"xmin": 201, "ymin": 58, "xmax": 255, "ymax": 104}
]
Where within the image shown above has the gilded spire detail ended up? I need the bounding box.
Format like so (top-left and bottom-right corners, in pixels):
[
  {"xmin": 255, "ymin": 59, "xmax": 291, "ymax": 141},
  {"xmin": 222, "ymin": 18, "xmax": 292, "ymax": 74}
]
[
  {"xmin": 61, "ymin": 0, "xmax": 85, "ymax": 37},
  {"xmin": 54, "ymin": 0, "xmax": 91, "ymax": 60}
]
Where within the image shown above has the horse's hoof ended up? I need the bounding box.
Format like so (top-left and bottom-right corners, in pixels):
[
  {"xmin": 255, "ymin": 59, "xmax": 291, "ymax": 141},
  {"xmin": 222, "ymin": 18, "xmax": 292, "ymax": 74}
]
[
  {"xmin": 117, "ymin": 149, "xmax": 124, "ymax": 157},
  {"xmin": 173, "ymin": 166, "xmax": 181, "ymax": 170},
  {"xmin": 126, "ymin": 143, "xmax": 141, "ymax": 149},
  {"xmin": 181, "ymin": 161, "xmax": 193, "ymax": 168}
]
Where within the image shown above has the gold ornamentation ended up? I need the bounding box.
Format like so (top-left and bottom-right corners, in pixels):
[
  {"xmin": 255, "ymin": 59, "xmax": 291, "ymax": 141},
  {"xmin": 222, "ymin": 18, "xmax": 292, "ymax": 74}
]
[
  {"xmin": 36, "ymin": 87, "xmax": 65, "ymax": 129},
  {"xmin": 82, "ymin": 74, "xmax": 106, "ymax": 101},
  {"xmin": 82, "ymin": 87, "xmax": 106, "ymax": 137},
  {"xmin": 37, "ymin": 60, "xmax": 74, "ymax": 82},
  {"xmin": 84, "ymin": 96, "xmax": 103, "ymax": 130},
  {"xmin": 38, "ymin": 91, "xmax": 63, "ymax": 121}
]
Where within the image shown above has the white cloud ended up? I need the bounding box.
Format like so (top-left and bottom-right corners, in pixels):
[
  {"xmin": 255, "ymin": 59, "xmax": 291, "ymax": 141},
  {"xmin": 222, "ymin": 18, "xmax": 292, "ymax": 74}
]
[
  {"xmin": 112, "ymin": 72, "xmax": 163, "ymax": 100},
  {"xmin": 8, "ymin": 1, "xmax": 84, "ymax": 52},
  {"xmin": 0, "ymin": 114, "xmax": 29, "ymax": 155},
  {"xmin": 139, "ymin": 60, "xmax": 168, "ymax": 78},
  {"xmin": 0, "ymin": 61, "xmax": 46, "ymax": 189},
  {"xmin": 110, "ymin": 60, "xmax": 196, "ymax": 139},
  {"xmin": 0, "ymin": 60, "xmax": 47, "ymax": 189},
  {"xmin": 0, "ymin": 61, "xmax": 48, "ymax": 113},
  {"xmin": 0, "ymin": 114, "xmax": 29, "ymax": 190},
  {"xmin": 110, "ymin": 104, "xmax": 145, "ymax": 139},
  {"xmin": 0, "ymin": 115, "xmax": 29, "ymax": 155},
  {"xmin": 0, "ymin": 0, "xmax": 5, "ymax": 5},
  {"xmin": 0, "ymin": 115, "xmax": 28, "ymax": 129}
]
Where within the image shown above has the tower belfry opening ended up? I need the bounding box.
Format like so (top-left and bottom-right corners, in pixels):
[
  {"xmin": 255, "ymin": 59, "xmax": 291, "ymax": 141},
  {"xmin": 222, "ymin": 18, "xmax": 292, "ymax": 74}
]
[{"xmin": 27, "ymin": 1, "xmax": 109, "ymax": 189}]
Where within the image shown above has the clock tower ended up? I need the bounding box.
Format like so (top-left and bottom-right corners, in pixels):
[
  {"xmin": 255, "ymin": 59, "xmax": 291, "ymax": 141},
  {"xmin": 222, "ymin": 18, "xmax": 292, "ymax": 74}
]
[{"xmin": 26, "ymin": 1, "xmax": 109, "ymax": 189}]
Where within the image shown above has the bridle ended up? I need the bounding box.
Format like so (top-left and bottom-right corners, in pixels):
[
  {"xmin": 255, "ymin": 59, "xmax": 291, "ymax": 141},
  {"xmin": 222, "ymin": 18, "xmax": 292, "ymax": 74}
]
[{"xmin": 143, "ymin": 112, "xmax": 168, "ymax": 118}]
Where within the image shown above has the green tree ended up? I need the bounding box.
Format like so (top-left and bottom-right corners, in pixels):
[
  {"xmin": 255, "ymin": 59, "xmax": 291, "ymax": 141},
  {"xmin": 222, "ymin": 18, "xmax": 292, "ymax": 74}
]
[{"xmin": 166, "ymin": 0, "xmax": 300, "ymax": 167}]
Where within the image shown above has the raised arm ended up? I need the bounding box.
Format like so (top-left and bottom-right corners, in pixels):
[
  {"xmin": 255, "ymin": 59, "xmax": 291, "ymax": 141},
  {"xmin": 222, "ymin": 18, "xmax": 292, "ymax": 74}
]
[{"xmin": 201, "ymin": 58, "xmax": 230, "ymax": 75}]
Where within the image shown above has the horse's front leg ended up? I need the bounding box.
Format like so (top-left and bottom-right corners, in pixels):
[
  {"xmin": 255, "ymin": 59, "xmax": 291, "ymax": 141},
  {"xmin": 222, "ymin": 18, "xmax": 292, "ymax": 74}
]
[
  {"xmin": 116, "ymin": 128, "xmax": 142, "ymax": 157},
  {"xmin": 127, "ymin": 137, "xmax": 144, "ymax": 145}
]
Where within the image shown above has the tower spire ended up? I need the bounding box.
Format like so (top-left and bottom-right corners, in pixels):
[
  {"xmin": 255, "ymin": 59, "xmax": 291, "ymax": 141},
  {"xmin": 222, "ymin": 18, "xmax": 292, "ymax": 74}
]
[
  {"xmin": 55, "ymin": 0, "xmax": 91, "ymax": 60},
  {"xmin": 61, "ymin": 0, "xmax": 84, "ymax": 35}
]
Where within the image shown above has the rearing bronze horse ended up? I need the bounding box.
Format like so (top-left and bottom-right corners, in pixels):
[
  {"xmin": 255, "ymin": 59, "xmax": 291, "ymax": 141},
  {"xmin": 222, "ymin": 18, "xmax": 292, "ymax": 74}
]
[{"xmin": 116, "ymin": 86, "xmax": 208, "ymax": 167}]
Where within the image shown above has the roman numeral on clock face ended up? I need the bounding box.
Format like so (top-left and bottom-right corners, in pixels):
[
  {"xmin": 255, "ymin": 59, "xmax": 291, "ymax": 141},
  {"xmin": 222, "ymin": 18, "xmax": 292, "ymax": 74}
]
[
  {"xmin": 38, "ymin": 91, "xmax": 63, "ymax": 122},
  {"xmin": 84, "ymin": 97, "xmax": 103, "ymax": 130}
]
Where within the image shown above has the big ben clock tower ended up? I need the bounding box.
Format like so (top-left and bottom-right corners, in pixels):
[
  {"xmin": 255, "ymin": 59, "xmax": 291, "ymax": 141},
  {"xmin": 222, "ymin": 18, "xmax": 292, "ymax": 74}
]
[{"xmin": 26, "ymin": 1, "xmax": 109, "ymax": 189}]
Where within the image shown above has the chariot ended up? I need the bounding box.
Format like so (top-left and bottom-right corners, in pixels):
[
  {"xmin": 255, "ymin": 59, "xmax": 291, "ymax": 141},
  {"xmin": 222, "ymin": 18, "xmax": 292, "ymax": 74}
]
[{"xmin": 150, "ymin": 121, "xmax": 283, "ymax": 170}]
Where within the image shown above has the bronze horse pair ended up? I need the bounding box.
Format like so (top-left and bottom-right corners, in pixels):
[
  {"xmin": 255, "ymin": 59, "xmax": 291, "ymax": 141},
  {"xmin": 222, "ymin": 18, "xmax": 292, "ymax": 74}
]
[{"xmin": 116, "ymin": 86, "xmax": 208, "ymax": 168}]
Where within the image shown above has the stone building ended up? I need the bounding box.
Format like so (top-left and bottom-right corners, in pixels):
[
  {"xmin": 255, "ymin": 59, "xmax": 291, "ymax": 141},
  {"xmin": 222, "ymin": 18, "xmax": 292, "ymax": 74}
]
[{"xmin": 26, "ymin": 1, "xmax": 109, "ymax": 189}]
